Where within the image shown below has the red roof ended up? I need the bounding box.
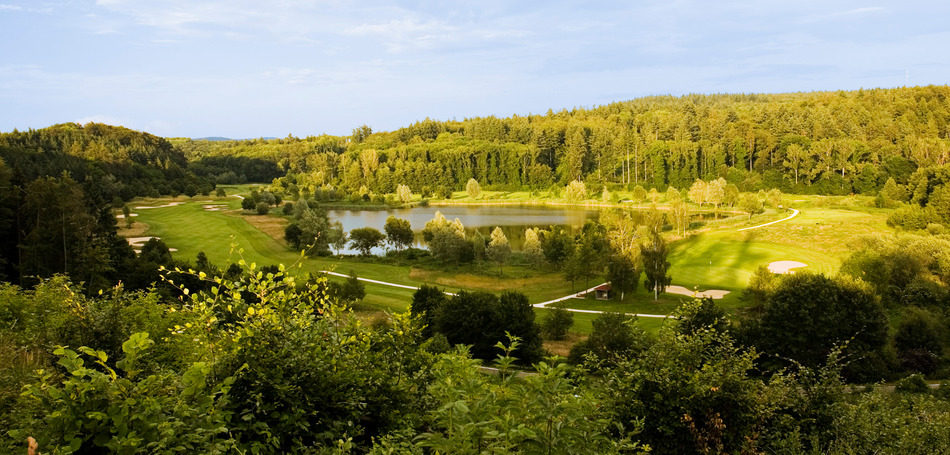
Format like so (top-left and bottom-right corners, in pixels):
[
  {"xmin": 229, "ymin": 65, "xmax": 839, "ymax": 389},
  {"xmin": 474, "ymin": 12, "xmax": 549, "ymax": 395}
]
[{"xmin": 594, "ymin": 284, "xmax": 612, "ymax": 291}]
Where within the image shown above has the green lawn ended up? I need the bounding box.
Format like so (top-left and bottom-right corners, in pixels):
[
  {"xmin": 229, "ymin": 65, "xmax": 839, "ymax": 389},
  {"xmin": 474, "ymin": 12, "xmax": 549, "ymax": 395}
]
[
  {"xmin": 127, "ymin": 193, "xmax": 892, "ymax": 335},
  {"xmin": 129, "ymin": 196, "xmax": 291, "ymax": 268}
]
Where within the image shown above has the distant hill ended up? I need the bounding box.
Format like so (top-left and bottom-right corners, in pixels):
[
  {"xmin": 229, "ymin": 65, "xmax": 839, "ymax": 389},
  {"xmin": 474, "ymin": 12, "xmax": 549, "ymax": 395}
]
[
  {"xmin": 194, "ymin": 136, "xmax": 233, "ymax": 141},
  {"xmin": 193, "ymin": 136, "xmax": 277, "ymax": 141}
]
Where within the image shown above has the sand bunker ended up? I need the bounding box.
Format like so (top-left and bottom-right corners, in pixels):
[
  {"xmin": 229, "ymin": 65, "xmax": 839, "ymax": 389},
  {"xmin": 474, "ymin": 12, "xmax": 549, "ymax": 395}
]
[
  {"xmin": 203, "ymin": 204, "xmax": 227, "ymax": 211},
  {"xmin": 115, "ymin": 213, "xmax": 138, "ymax": 219},
  {"xmin": 135, "ymin": 202, "xmax": 185, "ymax": 209},
  {"xmin": 126, "ymin": 236, "xmax": 177, "ymax": 253},
  {"xmin": 666, "ymin": 285, "xmax": 730, "ymax": 299},
  {"xmin": 768, "ymin": 261, "xmax": 807, "ymax": 274}
]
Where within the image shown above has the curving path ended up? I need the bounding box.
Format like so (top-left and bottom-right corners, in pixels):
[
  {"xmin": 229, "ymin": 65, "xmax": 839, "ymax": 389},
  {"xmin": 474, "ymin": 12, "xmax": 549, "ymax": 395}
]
[
  {"xmin": 737, "ymin": 208, "xmax": 800, "ymax": 231},
  {"xmin": 531, "ymin": 283, "xmax": 670, "ymax": 318},
  {"xmin": 319, "ymin": 270, "xmax": 456, "ymax": 295},
  {"xmin": 320, "ymin": 271, "xmax": 672, "ymax": 319}
]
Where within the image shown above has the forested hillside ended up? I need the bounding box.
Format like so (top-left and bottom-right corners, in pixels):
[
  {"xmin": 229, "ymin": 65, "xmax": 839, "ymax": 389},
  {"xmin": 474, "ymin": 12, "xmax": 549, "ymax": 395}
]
[
  {"xmin": 177, "ymin": 86, "xmax": 949, "ymax": 198},
  {"xmin": 0, "ymin": 123, "xmax": 212, "ymax": 287}
]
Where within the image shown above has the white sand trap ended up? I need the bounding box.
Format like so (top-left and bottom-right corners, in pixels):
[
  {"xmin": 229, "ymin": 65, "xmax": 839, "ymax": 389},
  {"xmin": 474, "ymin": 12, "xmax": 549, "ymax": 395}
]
[
  {"xmin": 115, "ymin": 213, "xmax": 138, "ymax": 219},
  {"xmin": 203, "ymin": 204, "xmax": 227, "ymax": 211},
  {"xmin": 135, "ymin": 202, "xmax": 185, "ymax": 209},
  {"xmin": 666, "ymin": 285, "xmax": 730, "ymax": 299},
  {"xmin": 126, "ymin": 236, "xmax": 176, "ymax": 253},
  {"xmin": 768, "ymin": 261, "xmax": 807, "ymax": 274},
  {"xmin": 127, "ymin": 237, "xmax": 158, "ymax": 247}
]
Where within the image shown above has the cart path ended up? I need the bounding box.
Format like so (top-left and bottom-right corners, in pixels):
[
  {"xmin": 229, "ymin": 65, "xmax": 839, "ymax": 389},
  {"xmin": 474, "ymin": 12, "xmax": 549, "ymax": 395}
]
[
  {"xmin": 737, "ymin": 208, "xmax": 800, "ymax": 231},
  {"xmin": 319, "ymin": 270, "xmax": 456, "ymax": 295},
  {"xmin": 532, "ymin": 282, "xmax": 675, "ymax": 319},
  {"xmin": 320, "ymin": 271, "xmax": 672, "ymax": 318}
]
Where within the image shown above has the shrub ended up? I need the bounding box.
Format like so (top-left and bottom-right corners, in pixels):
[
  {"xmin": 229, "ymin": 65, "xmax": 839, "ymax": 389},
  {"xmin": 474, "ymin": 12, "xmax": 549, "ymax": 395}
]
[
  {"xmin": 541, "ymin": 307, "xmax": 574, "ymax": 341},
  {"xmin": 895, "ymin": 374, "xmax": 931, "ymax": 393},
  {"xmin": 13, "ymin": 333, "xmax": 234, "ymax": 453},
  {"xmin": 568, "ymin": 312, "xmax": 648, "ymax": 366}
]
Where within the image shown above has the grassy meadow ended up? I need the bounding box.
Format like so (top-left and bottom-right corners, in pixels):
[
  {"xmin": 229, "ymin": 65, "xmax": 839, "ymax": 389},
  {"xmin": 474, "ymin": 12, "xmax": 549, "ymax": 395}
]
[{"xmin": 122, "ymin": 189, "xmax": 893, "ymax": 335}]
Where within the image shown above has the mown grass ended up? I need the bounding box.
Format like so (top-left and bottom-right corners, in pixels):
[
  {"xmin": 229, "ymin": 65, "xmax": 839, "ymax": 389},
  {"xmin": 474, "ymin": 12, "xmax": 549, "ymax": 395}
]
[{"xmin": 128, "ymin": 191, "xmax": 893, "ymax": 335}]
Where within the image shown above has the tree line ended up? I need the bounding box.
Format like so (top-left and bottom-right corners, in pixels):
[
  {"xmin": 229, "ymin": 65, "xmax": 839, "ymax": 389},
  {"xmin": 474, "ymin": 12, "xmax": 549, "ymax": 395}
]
[{"xmin": 182, "ymin": 86, "xmax": 948, "ymax": 202}]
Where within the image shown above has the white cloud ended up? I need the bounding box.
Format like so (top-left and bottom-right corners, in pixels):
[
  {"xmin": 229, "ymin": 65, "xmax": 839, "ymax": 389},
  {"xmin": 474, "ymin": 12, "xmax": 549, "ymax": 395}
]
[
  {"xmin": 800, "ymin": 6, "xmax": 886, "ymax": 23},
  {"xmin": 0, "ymin": 3, "xmax": 51, "ymax": 13}
]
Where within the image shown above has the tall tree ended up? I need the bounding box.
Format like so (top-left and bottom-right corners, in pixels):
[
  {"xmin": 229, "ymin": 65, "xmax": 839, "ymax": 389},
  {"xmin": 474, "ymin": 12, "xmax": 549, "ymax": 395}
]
[
  {"xmin": 573, "ymin": 221, "xmax": 609, "ymax": 290},
  {"xmin": 565, "ymin": 180, "xmax": 587, "ymax": 203},
  {"xmin": 641, "ymin": 230, "xmax": 671, "ymax": 300},
  {"xmin": 687, "ymin": 179, "xmax": 707, "ymax": 206},
  {"xmin": 606, "ymin": 253, "xmax": 640, "ymax": 301},
  {"xmin": 384, "ymin": 216, "xmax": 414, "ymax": 251},
  {"xmin": 540, "ymin": 226, "xmax": 573, "ymax": 269},
  {"xmin": 396, "ymin": 184, "xmax": 413, "ymax": 203},
  {"xmin": 486, "ymin": 226, "xmax": 511, "ymax": 274},
  {"xmin": 754, "ymin": 273, "xmax": 888, "ymax": 381},
  {"xmin": 348, "ymin": 227, "xmax": 386, "ymax": 256},
  {"xmin": 522, "ymin": 228, "xmax": 544, "ymax": 267},
  {"xmin": 465, "ymin": 178, "xmax": 481, "ymax": 199}
]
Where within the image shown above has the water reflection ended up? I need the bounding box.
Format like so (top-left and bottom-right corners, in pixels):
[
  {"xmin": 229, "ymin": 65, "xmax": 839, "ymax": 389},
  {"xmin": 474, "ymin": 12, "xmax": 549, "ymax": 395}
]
[{"xmin": 327, "ymin": 205, "xmax": 600, "ymax": 254}]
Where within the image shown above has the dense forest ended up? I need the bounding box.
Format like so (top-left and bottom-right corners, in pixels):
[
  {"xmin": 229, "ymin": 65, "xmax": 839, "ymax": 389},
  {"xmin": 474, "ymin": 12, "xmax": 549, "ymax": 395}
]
[
  {"xmin": 174, "ymin": 86, "xmax": 949, "ymax": 199},
  {"xmin": 3, "ymin": 86, "xmax": 950, "ymax": 453},
  {"xmin": 0, "ymin": 123, "xmax": 214, "ymax": 288}
]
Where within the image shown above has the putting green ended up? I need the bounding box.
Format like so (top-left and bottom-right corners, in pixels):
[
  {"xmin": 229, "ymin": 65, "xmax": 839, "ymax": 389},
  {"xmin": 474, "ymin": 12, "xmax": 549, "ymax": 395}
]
[{"xmin": 669, "ymin": 230, "xmax": 838, "ymax": 291}]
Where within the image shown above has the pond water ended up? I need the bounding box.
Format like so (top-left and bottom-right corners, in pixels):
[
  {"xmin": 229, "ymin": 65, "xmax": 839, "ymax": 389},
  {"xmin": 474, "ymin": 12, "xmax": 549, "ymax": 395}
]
[{"xmin": 327, "ymin": 205, "xmax": 601, "ymax": 254}]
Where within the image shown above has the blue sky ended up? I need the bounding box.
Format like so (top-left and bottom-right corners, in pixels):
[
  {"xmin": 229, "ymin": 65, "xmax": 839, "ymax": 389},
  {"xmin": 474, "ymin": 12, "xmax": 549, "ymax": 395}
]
[{"xmin": 2, "ymin": 1, "xmax": 948, "ymax": 138}]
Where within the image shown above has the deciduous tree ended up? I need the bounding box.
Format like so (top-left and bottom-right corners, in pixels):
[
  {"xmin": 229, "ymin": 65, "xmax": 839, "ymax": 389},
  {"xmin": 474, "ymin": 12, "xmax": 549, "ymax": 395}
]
[
  {"xmin": 348, "ymin": 227, "xmax": 386, "ymax": 256},
  {"xmin": 384, "ymin": 216, "xmax": 413, "ymax": 251},
  {"xmin": 522, "ymin": 227, "xmax": 544, "ymax": 267},
  {"xmin": 565, "ymin": 180, "xmax": 587, "ymax": 203},
  {"xmin": 486, "ymin": 226, "xmax": 511, "ymax": 274},
  {"xmin": 465, "ymin": 178, "xmax": 481, "ymax": 199},
  {"xmin": 396, "ymin": 184, "xmax": 413, "ymax": 204},
  {"xmin": 641, "ymin": 230, "xmax": 671, "ymax": 300},
  {"xmin": 754, "ymin": 272, "xmax": 888, "ymax": 380}
]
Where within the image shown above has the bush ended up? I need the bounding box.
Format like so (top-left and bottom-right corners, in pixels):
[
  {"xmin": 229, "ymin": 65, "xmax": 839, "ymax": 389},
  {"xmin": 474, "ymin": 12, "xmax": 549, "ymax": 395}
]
[
  {"xmin": 568, "ymin": 312, "xmax": 648, "ymax": 366},
  {"xmin": 255, "ymin": 201, "xmax": 270, "ymax": 215},
  {"xmin": 895, "ymin": 374, "xmax": 931, "ymax": 393},
  {"xmin": 434, "ymin": 291, "xmax": 543, "ymax": 364},
  {"xmin": 327, "ymin": 272, "xmax": 366, "ymax": 304},
  {"xmin": 541, "ymin": 307, "xmax": 574, "ymax": 341},
  {"xmin": 13, "ymin": 333, "xmax": 234, "ymax": 453}
]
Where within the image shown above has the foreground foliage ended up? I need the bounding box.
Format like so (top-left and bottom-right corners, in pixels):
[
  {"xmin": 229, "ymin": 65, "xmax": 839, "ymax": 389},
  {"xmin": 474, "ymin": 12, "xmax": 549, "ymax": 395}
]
[{"xmin": 4, "ymin": 273, "xmax": 950, "ymax": 454}]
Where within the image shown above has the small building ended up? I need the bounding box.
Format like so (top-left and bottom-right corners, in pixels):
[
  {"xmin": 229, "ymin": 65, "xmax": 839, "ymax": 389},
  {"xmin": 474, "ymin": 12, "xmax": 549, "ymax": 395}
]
[{"xmin": 594, "ymin": 284, "xmax": 613, "ymax": 300}]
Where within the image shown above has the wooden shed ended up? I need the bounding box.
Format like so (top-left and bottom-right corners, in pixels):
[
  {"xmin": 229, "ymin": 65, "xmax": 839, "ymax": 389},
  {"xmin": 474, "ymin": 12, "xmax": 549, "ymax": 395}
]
[{"xmin": 594, "ymin": 284, "xmax": 613, "ymax": 300}]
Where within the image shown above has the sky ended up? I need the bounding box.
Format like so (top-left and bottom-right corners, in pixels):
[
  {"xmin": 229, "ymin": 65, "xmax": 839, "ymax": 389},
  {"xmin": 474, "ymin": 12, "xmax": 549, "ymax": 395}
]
[{"xmin": 1, "ymin": 1, "xmax": 948, "ymax": 139}]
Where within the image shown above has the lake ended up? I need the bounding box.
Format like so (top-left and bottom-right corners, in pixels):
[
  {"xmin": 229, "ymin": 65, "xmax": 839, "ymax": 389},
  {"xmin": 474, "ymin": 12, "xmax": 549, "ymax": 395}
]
[{"xmin": 327, "ymin": 204, "xmax": 601, "ymax": 254}]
